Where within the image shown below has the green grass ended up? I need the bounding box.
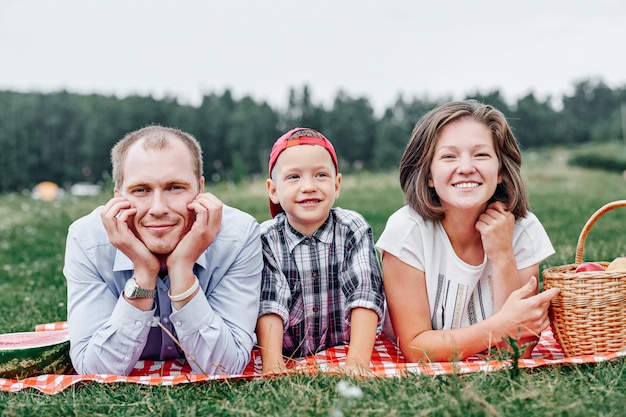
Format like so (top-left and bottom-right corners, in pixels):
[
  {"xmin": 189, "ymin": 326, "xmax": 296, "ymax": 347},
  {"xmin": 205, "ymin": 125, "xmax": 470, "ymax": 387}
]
[{"xmin": 1, "ymin": 147, "xmax": 626, "ymax": 415}]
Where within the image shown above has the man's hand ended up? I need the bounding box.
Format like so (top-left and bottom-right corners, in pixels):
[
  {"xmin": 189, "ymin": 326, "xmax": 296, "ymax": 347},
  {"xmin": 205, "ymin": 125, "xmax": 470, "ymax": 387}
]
[
  {"xmin": 167, "ymin": 193, "xmax": 222, "ymax": 273},
  {"xmin": 101, "ymin": 197, "xmax": 160, "ymax": 278},
  {"xmin": 101, "ymin": 196, "xmax": 159, "ymax": 310},
  {"xmin": 166, "ymin": 193, "xmax": 223, "ymax": 301}
]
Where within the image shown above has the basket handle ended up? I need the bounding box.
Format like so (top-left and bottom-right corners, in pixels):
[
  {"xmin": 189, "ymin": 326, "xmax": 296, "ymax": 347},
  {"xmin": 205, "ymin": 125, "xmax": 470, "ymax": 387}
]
[{"xmin": 575, "ymin": 200, "xmax": 626, "ymax": 264}]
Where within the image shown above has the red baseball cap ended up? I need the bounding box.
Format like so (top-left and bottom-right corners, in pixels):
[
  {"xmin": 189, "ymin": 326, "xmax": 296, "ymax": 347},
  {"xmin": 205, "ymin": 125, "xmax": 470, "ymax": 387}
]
[{"xmin": 268, "ymin": 127, "xmax": 339, "ymax": 217}]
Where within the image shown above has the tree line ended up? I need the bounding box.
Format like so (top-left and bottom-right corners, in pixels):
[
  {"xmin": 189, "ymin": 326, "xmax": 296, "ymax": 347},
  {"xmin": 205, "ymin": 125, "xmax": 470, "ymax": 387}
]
[{"xmin": 0, "ymin": 78, "xmax": 624, "ymax": 193}]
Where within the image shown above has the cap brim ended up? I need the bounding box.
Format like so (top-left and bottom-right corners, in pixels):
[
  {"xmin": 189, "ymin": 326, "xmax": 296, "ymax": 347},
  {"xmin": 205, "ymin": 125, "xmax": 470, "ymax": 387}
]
[{"xmin": 269, "ymin": 199, "xmax": 284, "ymax": 218}]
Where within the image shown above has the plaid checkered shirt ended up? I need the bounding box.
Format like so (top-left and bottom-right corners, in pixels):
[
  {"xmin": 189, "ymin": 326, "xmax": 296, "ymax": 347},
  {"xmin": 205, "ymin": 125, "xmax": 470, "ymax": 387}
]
[{"xmin": 259, "ymin": 208, "xmax": 385, "ymax": 358}]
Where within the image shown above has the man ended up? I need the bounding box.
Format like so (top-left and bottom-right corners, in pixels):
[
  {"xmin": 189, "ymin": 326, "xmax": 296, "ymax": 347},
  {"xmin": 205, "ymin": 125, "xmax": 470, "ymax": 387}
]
[{"xmin": 64, "ymin": 125, "xmax": 262, "ymax": 375}]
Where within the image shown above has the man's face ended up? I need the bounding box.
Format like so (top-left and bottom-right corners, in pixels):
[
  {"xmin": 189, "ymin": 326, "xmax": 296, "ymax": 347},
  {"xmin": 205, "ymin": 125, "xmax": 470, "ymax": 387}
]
[{"xmin": 114, "ymin": 137, "xmax": 203, "ymax": 255}]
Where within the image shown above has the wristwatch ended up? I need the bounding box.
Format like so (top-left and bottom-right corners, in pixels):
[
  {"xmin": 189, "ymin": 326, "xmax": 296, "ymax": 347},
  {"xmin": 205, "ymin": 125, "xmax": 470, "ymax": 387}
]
[{"xmin": 124, "ymin": 277, "xmax": 157, "ymax": 299}]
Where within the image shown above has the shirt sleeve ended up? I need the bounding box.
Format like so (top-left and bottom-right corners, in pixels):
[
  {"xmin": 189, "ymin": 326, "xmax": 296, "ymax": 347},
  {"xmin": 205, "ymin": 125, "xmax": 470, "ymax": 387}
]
[
  {"xmin": 375, "ymin": 206, "xmax": 426, "ymax": 272},
  {"xmin": 169, "ymin": 216, "xmax": 263, "ymax": 375},
  {"xmin": 64, "ymin": 222, "xmax": 155, "ymax": 376},
  {"xmin": 342, "ymin": 215, "xmax": 386, "ymax": 323},
  {"xmin": 257, "ymin": 228, "xmax": 291, "ymax": 325},
  {"xmin": 513, "ymin": 212, "xmax": 556, "ymax": 270}
]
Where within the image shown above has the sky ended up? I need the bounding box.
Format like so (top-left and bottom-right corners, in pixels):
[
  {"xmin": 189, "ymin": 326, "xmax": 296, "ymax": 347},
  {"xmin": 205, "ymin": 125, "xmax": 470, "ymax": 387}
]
[{"xmin": 1, "ymin": 0, "xmax": 625, "ymax": 113}]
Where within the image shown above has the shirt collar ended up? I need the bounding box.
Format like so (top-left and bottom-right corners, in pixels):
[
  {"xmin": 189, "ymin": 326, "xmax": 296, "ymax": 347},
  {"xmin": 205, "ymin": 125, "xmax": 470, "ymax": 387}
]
[{"xmin": 281, "ymin": 210, "xmax": 334, "ymax": 252}]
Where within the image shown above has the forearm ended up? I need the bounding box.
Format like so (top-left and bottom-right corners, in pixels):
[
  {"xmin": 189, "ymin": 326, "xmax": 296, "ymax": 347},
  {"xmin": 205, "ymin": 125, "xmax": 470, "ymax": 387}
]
[
  {"xmin": 345, "ymin": 308, "xmax": 379, "ymax": 369},
  {"xmin": 399, "ymin": 316, "xmax": 510, "ymax": 362},
  {"xmin": 491, "ymin": 260, "xmax": 523, "ymax": 310},
  {"xmin": 172, "ymin": 292, "xmax": 256, "ymax": 375},
  {"xmin": 256, "ymin": 314, "xmax": 286, "ymax": 373},
  {"xmin": 492, "ymin": 261, "xmax": 540, "ymax": 312}
]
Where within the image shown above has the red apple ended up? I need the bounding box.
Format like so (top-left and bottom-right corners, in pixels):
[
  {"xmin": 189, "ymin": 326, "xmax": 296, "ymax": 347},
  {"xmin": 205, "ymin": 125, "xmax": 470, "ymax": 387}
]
[{"xmin": 575, "ymin": 262, "xmax": 605, "ymax": 273}]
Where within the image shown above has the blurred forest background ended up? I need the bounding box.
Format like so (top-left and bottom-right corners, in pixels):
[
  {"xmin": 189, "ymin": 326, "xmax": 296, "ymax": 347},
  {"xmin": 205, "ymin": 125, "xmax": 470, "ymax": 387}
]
[{"xmin": 1, "ymin": 77, "xmax": 625, "ymax": 194}]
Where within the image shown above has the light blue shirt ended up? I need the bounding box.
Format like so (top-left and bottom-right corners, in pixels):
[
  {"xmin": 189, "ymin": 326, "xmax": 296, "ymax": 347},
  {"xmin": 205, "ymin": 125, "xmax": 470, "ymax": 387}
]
[{"xmin": 64, "ymin": 204, "xmax": 262, "ymax": 376}]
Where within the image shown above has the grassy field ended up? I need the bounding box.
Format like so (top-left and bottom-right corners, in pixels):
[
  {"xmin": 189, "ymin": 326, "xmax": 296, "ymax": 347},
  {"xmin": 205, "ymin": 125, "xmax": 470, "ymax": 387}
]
[{"xmin": 1, "ymin": 146, "xmax": 626, "ymax": 415}]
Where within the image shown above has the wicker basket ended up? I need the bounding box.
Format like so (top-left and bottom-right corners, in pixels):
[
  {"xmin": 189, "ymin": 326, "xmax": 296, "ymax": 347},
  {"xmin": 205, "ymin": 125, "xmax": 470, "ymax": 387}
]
[{"xmin": 542, "ymin": 200, "xmax": 626, "ymax": 357}]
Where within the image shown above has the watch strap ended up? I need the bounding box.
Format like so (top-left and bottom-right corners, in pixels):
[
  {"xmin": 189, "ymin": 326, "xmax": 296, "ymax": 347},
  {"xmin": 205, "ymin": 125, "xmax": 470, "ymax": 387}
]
[{"xmin": 134, "ymin": 286, "xmax": 157, "ymax": 298}]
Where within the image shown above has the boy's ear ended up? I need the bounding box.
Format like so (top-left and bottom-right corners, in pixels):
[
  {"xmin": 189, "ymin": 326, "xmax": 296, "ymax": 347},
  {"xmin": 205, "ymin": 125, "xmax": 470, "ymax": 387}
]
[
  {"xmin": 267, "ymin": 178, "xmax": 279, "ymax": 203},
  {"xmin": 335, "ymin": 173, "xmax": 342, "ymax": 198}
]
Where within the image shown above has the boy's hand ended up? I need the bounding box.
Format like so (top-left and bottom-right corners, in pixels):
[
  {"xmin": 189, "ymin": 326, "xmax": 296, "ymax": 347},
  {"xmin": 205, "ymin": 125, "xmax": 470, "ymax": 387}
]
[
  {"xmin": 262, "ymin": 360, "xmax": 289, "ymax": 375},
  {"xmin": 341, "ymin": 358, "xmax": 374, "ymax": 377}
]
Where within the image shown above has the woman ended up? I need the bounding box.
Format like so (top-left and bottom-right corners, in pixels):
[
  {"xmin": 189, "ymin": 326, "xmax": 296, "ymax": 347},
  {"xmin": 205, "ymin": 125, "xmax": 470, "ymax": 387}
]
[{"xmin": 376, "ymin": 100, "xmax": 559, "ymax": 362}]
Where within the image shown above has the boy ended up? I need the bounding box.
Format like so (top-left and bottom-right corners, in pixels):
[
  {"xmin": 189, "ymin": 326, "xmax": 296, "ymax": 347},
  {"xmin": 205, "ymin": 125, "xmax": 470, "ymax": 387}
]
[{"xmin": 256, "ymin": 127, "xmax": 385, "ymax": 375}]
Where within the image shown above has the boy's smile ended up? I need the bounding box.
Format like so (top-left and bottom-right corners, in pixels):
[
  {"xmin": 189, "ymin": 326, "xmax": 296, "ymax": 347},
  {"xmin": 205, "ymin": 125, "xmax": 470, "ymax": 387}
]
[{"xmin": 298, "ymin": 198, "xmax": 322, "ymax": 207}]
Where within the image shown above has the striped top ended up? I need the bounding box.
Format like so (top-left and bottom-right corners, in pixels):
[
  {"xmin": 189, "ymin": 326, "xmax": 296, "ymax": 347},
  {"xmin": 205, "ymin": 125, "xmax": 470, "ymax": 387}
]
[{"xmin": 376, "ymin": 205, "xmax": 554, "ymax": 330}]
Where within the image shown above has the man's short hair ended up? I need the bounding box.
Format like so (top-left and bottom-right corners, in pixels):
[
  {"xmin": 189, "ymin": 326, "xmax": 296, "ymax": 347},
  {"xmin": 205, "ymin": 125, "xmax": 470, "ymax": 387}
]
[{"xmin": 111, "ymin": 125, "xmax": 203, "ymax": 188}]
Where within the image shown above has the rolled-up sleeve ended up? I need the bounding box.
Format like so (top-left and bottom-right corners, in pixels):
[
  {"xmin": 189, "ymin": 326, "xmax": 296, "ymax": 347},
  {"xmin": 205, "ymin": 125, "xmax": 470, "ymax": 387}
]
[
  {"xmin": 258, "ymin": 229, "xmax": 292, "ymax": 325},
  {"xmin": 343, "ymin": 222, "xmax": 385, "ymax": 323}
]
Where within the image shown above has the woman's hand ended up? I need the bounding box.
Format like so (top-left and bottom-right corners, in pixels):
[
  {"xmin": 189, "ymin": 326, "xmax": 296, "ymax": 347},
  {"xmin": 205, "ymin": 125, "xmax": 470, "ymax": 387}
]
[
  {"xmin": 475, "ymin": 201, "xmax": 515, "ymax": 265},
  {"xmin": 496, "ymin": 276, "xmax": 560, "ymax": 339}
]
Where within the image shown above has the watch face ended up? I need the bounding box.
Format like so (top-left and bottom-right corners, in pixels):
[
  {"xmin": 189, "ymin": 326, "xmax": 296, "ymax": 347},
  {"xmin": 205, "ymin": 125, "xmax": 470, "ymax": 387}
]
[
  {"xmin": 124, "ymin": 278, "xmax": 156, "ymax": 298},
  {"xmin": 124, "ymin": 278, "xmax": 137, "ymax": 298}
]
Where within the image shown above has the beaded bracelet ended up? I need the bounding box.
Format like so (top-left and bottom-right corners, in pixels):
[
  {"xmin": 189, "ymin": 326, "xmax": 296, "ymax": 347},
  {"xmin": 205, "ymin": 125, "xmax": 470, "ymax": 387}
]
[{"xmin": 168, "ymin": 276, "xmax": 200, "ymax": 302}]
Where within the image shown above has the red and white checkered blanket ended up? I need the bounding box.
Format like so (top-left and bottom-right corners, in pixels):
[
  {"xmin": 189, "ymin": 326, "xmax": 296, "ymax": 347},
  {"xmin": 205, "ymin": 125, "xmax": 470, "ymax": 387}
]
[{"xmin": 1, "ymin": 322, "xmax": 623, "ymax": 395}]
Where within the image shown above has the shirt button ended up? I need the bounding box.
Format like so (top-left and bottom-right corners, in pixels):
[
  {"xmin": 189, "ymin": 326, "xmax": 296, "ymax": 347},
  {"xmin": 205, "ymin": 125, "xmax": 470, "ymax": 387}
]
[
  {"xmin": 124, "ymin": 356, "xmax": 130, "ymax": 362},
  {"xmin": 162, "ymin": 317, "xmax": 170, "ymax": 324},
  {"xmin": 135, "ymin": 321, "xmax": 142, "ymax": 327},
  {"xmin": 175, "ymin": 321, "xmax": 182, "ymax": 327},
  {"xmin": 312, "ymin": 307, "xmax": 319, "ymax": 313},
  {"xmin": 312, "ymin": 271, "xmax": 318, "ymax": 278},
  {"xmin": 167, "ymin": 346, "xmax": 173, "ymax": 350}
]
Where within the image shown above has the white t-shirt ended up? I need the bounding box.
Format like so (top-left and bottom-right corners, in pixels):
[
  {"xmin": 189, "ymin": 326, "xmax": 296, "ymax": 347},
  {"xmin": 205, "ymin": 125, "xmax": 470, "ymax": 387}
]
[{"xmin": 375, "ymin": 205, "xmax": 554, "ymax": 333}]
